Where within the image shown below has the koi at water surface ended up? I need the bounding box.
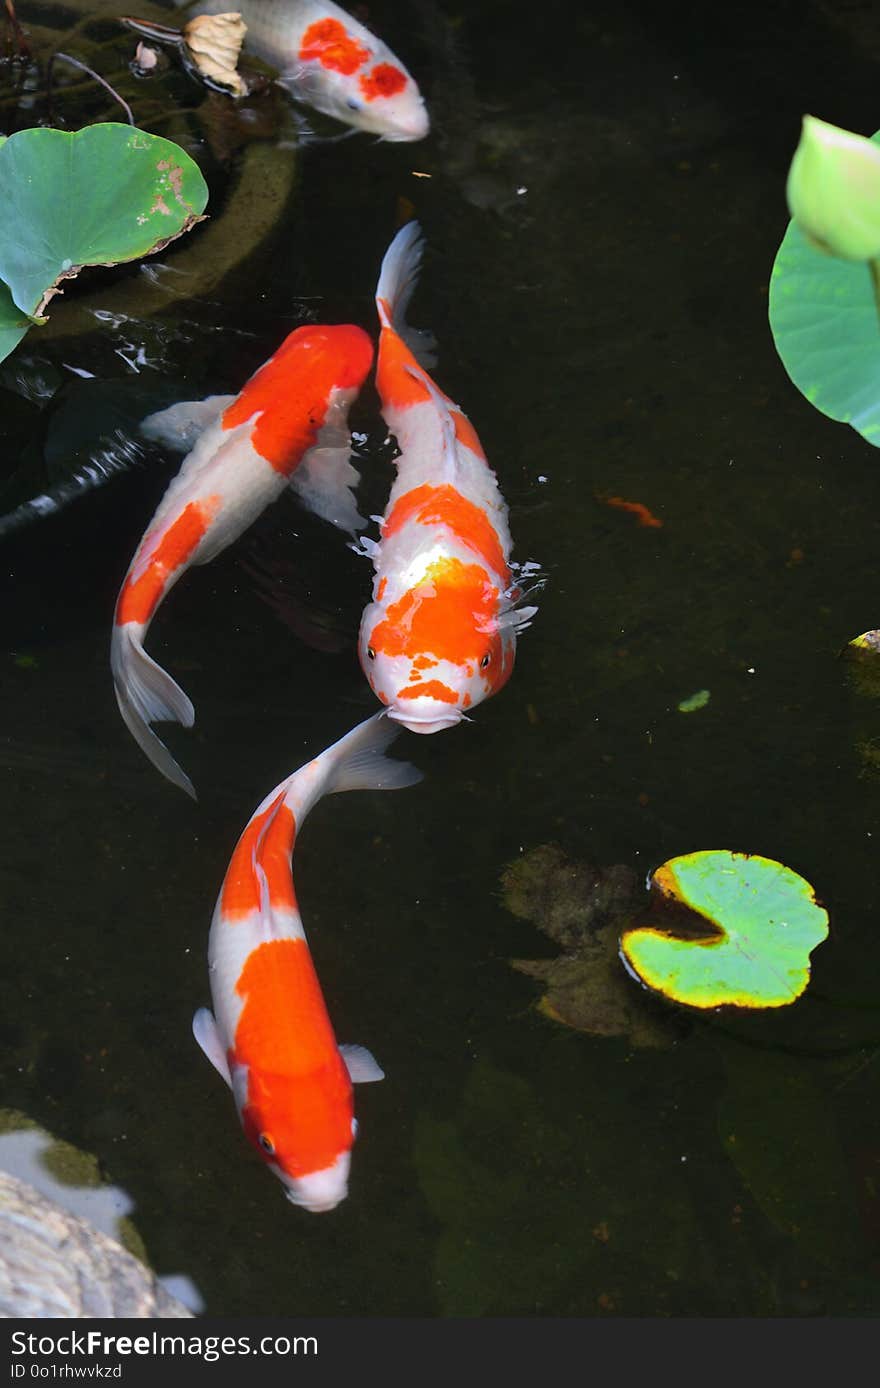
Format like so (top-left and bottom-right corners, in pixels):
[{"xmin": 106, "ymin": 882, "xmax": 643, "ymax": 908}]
[
  {"xmin": 193, "ymin": 712, "xmax": 421, "ymax": 1212},
  {"xmin": 111, "ymin": 323, "xmax": 373, "ymax": 798},
  {"xmin": 183, "ymin": 0, "xmax": 429, "ymax": 140},
  {"xmin": 358, "ymin": 222, "xmax": 539, "ymax": 734}
]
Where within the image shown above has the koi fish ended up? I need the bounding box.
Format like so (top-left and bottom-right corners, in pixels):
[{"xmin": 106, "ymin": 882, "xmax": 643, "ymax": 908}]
[
  {"xmin": 357, "ymin": 222, "xmax": 538, "ymax": 734},
  {"xmin": 192, "ymin": 712, "xmax": 421, "ymax": 1212},
  {"xmin": 111, "ymin": 323, "xmax": 374, "ymax": 798},
  {"xmin": 184, "ymin": 0, "xmax": 429, "ymax": 141}
]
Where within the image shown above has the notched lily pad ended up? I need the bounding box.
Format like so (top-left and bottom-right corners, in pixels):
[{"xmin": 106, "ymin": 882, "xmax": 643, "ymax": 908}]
[
  {"xmin": 620, "ymin": 850, "xmax": 829, "ymax": 1010},
  {"xmin": 0, "ymin": 123, "xmax": 209, "ymax": 326},
  {"xmin": 502, "ymin": 845, "xmax": 680, "ymax": 1048}
]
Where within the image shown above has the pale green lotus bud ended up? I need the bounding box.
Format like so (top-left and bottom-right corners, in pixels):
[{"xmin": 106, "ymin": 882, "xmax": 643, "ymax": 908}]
[{"xmin": 786, "ymin": 115, "xmax": 880, "ymax": 260}]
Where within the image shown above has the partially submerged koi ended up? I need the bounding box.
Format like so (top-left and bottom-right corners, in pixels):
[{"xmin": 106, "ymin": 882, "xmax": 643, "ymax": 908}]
[
  {"xmin": 184, "ymin": 0, "xmax": 429, "ymax": 140},
  {"xmin": 357, "ymin": 222, "xmax": 538, "ymax": 734},
  {"xmin": 111, "ymin": 323, "xmax": 373, "ymax": 797},
  {"xmin": 193, "ymin": 712, "xmax": 421, "ymax": 1212}
]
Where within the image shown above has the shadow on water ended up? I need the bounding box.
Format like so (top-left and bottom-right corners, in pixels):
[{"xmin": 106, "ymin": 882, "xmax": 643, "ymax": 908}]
[{"xmin": 2, "ymin": 0, "xmax": 880, "ymax": 1315}]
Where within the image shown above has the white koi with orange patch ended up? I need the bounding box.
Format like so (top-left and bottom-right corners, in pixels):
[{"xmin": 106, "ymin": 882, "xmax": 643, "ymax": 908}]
[
  {"xmin": 111, "ymin": 323, "xmax": 374, "ymax": 797},
  {"xmin": 185, "ymin": 0, "xmax": 429, "ymax": 141},
  {"xmin": 358, "ymin": 223, "xmax": 538, "ymax": 734},
  {"xmin": 192, "ymin": 712, "xmax": 420, "ymax": 1212}
]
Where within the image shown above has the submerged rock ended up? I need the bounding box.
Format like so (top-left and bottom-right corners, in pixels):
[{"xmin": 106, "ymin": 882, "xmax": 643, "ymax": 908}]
[{"xmin": 502, "ymin": 844, "xmax": 680, "ymax": 1048}]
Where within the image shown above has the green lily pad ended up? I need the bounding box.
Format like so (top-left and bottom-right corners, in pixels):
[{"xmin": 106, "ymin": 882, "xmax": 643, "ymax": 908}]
[
  {"xmin": 0, "ymin": 124, "xmax": 208, "ymax": 324},
  {"xmin": 769, "ymin": 131, "xmax": 880, "ymax": 445},
  {"xmin": 0, "ymin": 278, "xmax": 31, "ymax": 363},
  {"xmin": 619, "ymin": 850, "xmax": 829, "ymax": 1009}
]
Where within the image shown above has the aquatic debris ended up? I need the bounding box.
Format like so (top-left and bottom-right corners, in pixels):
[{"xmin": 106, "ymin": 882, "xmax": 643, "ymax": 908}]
[
  {"xmin": 0, "ymin": 123, "xmax": 208, "ymax": 364},
  {"xmin": 502, "ymin": 845, "xmax": 679, "ymax": 1048},
  {"xmin": 597, "ymin": 494, "xmax": 663, "ymax": 527},
  {"xmin": 121, "ymin": 12, "xmax": 249, "ymax": 97},
  {"xmin": 770, "ymin": 121, "xmax": 880, "ymax": 446},
  {"xmin": 677, "ymin": 689, "xmax": 710, "ymax": 713},
  {"xmin": 843, "ymin": 630, "xmax": 880, "ymax": 703},
  {"xmin": 620, "ymin": 850, "xmax": 829, "ymax": 1010},
  {"xmin": 183, "ymin": 13, "xmax": 247, "ymax": 95}
]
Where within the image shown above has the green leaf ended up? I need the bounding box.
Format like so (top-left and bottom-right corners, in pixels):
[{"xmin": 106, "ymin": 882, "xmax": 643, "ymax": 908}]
[
  {"xmin": 0, "ymin": 124, "xmax": 208, "ymax": 319},
  {"xmin": 769, "ymin": 131, "xmax": 880, "ymax": 445},
  {"xmin": 619, "ymin": 850, "xmax": 829, "ymax": 1009},
  {"xmin": 0, "ymin": 277, "xmax": 32, "ymax": 364}
]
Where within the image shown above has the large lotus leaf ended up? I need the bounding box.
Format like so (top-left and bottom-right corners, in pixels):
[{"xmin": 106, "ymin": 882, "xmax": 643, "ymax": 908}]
[
  {"xmin": 0, "ymin": 278, "xmax": 31, "ymax": 363},
  {"xmin": 0, "ymin": 124, "xmax": 208, "ymax": 320},
  {"xmin": 619, "ymin": 850, "xmax": 828, "ymax": 1009},
  {"xmin": 769, "ymin": 131, "xmax": 880, "ymax": 445}
]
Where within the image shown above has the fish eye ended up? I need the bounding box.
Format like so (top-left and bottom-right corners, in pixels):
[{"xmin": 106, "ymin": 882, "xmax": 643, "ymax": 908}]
[
  {"xmin": 367, "ymin": 647, "xmax": 376, "ymax": 660},
  {"xmin": 480, "ymin": 652, "xmax": 491, "ymax": 669},
  {"xmin": 351, "ymin": 1118, "xmax": 359, "ymax": 1139},
  {"xmin": 259, "ymin": 1133, "xmax": 275, "ymax": 1155},
  {"xmin": 346, "ymin": 98, "xmax": 363, "ymax": 111}
]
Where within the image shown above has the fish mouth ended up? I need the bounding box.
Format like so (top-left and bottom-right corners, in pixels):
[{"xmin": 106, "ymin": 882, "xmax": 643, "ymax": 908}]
[
  {"xmin": 381, "ymin": 109, "xmax": 430, "ymax": 143},
  {"xmin": 284, "ymin": 1187, "xmax": 345, "ymax": 1214},
  {"xmin": 386, "ymin": 706, "xmax": 463, "ymax": 734}
]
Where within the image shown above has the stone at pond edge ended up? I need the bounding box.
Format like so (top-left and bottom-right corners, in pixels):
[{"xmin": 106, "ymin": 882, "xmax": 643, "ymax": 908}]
[{"xmin": 0, "ymin": 1170, "xmax": 192, "ymax": 1318}]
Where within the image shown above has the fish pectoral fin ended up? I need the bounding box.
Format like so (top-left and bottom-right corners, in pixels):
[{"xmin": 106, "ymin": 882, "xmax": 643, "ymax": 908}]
[
  {"xmin": 140, "ymin": 396, "xmax": 236, "ymax": 454},
  {"xmin": 289, "ymin": 445, "xmax": 365, "ymax": 535},
  {"xmin": 339, "ymin": 1044, "xmax": 385, "ymax": 1083},
  {"xmin": 192, "ymin": 1007, "xmax": 232, "ymax": 1088}
]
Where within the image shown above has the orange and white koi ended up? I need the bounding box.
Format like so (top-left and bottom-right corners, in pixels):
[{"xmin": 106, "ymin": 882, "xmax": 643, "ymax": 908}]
[
  {"xmin": 111, "ymin": 323, "xmax": 374, "ymax": 797},
  {"xmin": 186, "ymin": 0, "xmax": 429, "ymax": 141},
  {"xmin": 192, "ymin": 712, "xmax": 420, "ymax": 1212},
  {"xmin": 357, "ymin": 223, "xmax": 538, "ymax": 734}
]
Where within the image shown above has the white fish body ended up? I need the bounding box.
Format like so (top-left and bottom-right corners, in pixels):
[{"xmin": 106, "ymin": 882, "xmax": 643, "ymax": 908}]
[{"xmin": 183, "ymin": 0, "xmax": 429, "ymax": 140}]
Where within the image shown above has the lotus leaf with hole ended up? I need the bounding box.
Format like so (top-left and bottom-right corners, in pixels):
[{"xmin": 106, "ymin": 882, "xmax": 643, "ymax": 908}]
[
  {"xmin": 0, "ymin": 123, "xmax": 208, "ymax": 363},
  {"xmin": 619, "ymin": 850, "xmax": 828, "ymax": 1009}
]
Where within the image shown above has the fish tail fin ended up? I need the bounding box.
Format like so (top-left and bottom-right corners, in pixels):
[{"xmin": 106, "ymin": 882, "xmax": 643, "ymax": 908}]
[
  {"xmin": 324, "ymin": 712, "xmax": 423, "ymax": 796},
  {"xmin": 375, "ymin": 221, "xmax": 438, "ymax": 367},
  {"xmin": 111, "ymin": 623, "xmax": 197, "ymax": 799}
]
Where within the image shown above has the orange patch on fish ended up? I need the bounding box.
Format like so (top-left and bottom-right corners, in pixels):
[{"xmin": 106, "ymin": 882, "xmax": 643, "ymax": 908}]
[
  {"xmin": 232, "ymin": 939, "xmax": 352, "ymax": 1176},
  {"xmin": 383, "ymin": 484, "xmax": 509, "ymax": 581},
  {"xmin": 299, "ymin": 18, "xmax": 369, "ymax": 75},
  {"xmin": 397, "ymin": 679, "xmax": 458, "ymax": 703},
  {"xmin": 220, "ymin": 793, "xmax": 296, "ymax": 920},
  {"xmin": 360, "ymin": 63, "xmax": 407, "ymax": 100},
  {"xmin": 369, "ymin": 557, "xmax": 500, "ymax": 666},
  {"xmin": 600, "ymin": 494, "xmax": 663, "ymax": 528},
  {"xmin": 377, "ymin": 577, "xmax": 387, "ymax": 602},
  {"xmin": 116, "ymin": 497, "xmax": 219, "ymax": 625},
  {"xmin": 375, "ymin": 323, "xmax": 432, "ymax": 410},
  {"xmin": 222, "ymin": 325, "xmax": 373, "ymax": 474},
  {"xmin": 411, "ymin": 655, "xmax": 437, "ymax": 671}
]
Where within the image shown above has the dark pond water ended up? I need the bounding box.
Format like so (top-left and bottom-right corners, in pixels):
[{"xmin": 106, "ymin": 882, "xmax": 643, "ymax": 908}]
[{"xmin": 2, "ymin": 0, "xmax": 880, "ymax": 1318}]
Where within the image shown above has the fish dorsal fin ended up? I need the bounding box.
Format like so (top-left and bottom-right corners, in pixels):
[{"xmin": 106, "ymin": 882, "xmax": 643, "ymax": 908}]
[
  {"xmin": 339, "ymin": 1044, "xmax": 385, "ymax": 1083},
  {"xmin": 192, "ymin": 1007, "xmax": 231, "ymax": 1088},
  {"xmin": 402, "ymin": 363, "xmax": 458, "ymax": 475}
]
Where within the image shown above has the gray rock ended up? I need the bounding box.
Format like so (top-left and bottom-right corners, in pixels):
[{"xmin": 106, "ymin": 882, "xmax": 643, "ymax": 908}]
[{"xmin": 0, "ymin": 1171, "xmax": 193, "ymax": 1318}]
